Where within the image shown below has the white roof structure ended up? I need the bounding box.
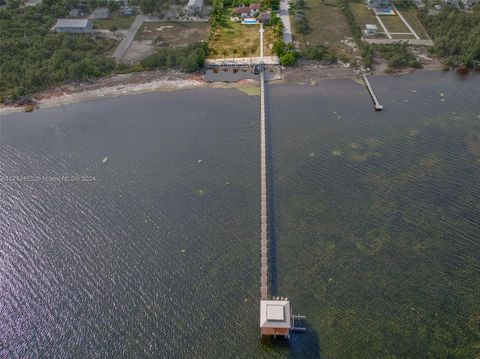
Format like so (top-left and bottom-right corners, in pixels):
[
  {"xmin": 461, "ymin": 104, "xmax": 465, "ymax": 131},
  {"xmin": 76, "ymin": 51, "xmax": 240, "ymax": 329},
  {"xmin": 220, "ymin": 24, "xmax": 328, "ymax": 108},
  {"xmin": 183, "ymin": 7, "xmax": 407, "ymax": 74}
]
[
  {"xmin": 54, "ymin": 19, "xmax": 90, "ymax": 28},
  {"xmin": 260, "ymin": 300, "xmax": 291, "ymax": 329},
  {"xmin": 186, "ymin": 0, "xmax": 204, "ymax": 9},
  {"xmin": 366, "ymin": 24, "xmax": 378, "ymax": 30}
]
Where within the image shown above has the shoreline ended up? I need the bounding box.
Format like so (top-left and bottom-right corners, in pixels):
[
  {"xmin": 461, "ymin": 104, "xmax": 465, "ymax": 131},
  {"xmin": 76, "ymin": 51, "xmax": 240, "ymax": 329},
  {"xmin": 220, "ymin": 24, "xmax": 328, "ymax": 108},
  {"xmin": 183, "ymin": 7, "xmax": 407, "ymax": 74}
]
[{"xmin": 0, "ymin": 62, "xmax": 447, "ymax": 115}]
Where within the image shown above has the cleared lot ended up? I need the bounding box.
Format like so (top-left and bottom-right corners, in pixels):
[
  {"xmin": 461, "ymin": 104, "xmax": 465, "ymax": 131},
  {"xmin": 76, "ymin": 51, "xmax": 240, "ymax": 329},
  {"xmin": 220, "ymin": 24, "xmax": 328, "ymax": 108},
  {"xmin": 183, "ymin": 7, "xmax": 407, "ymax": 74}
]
[
  {"xmin": 396, "ymin": 8, "xmax": 430, "ymax": 39},
  {"xmin": 290, "ymin": 0, "xmax": 355, "ymax": 53},
  {"xmin": 94, "ymin": 13, "xmax": 136, "ymax": 30},
  {"xmin": 380, "ymin": 16, "xmax": 410, "ymax": 33},
  {"xmin": 135, "ymin": 22, "xmax": 210, "ymax": 47}
]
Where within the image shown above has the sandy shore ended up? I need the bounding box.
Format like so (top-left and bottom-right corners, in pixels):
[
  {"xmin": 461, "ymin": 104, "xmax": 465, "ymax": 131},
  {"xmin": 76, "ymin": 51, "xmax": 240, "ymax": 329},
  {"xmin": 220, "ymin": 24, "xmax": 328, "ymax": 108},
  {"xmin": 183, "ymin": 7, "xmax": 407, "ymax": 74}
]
[
  {"xmin": 0, "ymin": 70, "xmax": 263, "ymax": 115},
  {"xmin": 0, "ymin": 61, "xmax": 446, "ymax": 114}
]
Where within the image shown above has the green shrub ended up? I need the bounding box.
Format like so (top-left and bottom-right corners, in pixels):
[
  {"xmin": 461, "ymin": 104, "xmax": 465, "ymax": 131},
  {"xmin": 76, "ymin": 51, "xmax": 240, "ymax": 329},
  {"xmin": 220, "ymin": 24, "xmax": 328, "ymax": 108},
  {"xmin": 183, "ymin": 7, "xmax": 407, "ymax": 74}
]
[
  {"xmin": 140, "ymin": 42, "xmax": 208, "ymax": 72},
  {"xmin": 420, "ymin": 6, "xmax": 480, "ymax": 69}
]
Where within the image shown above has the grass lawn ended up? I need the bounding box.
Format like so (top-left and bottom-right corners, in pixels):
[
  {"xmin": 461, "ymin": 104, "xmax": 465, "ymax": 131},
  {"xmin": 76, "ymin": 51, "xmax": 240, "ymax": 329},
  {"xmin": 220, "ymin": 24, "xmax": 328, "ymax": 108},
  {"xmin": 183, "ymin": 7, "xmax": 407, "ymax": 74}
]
[
  {"xmin": 94, "ymin": 13, "xmax": 136, "ymax": 30},
  {"xmin": 135, "ymin": 22, "xmax": 210, "ymax": 47},
  {"xmin": 379, "ymin": 15, "xmax": 410, "ymax": 33},
  {"xmin": 209, "ymin": 21, "xmax": 274, "ymax": 58},
  {"xmin": 350, "ymin": 3, "xmax": 379, "ymax": 27},
  {"xmin": 396, "ymin": 8, "xmax": 430, "ymax": 39},
  {"xmin": 289, "ymin": 0, "xmax": 353, "ymax": 52}
]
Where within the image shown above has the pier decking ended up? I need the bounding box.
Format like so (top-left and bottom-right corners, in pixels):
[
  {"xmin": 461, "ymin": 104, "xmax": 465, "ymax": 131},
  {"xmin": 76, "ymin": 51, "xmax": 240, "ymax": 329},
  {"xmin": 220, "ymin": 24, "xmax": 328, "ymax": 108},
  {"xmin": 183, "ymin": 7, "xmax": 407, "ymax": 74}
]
[
  {"xmin": 259, "ymin": 22, "xmax": 268, "ymax": 302},
  {"xmin": 362, "ymin": 74, "xmax": 383, "ymax": 111},
  {"xmin": 259, "ymin": 68, "xmax": 268, "ymax": 301}
]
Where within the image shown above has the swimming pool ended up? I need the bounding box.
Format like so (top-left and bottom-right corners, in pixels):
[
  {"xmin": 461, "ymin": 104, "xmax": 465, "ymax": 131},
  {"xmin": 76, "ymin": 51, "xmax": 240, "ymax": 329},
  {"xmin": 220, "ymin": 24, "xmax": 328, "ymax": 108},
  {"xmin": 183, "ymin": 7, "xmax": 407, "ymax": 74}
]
[{"xmin": 242, "ymin": 18, "xmax": 258, "ymax": 25}]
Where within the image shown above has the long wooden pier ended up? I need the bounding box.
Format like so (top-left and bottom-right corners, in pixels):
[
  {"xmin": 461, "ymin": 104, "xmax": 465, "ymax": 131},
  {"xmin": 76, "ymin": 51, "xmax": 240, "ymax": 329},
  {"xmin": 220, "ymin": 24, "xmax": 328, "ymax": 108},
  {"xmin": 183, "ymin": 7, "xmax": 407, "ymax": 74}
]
[
  {"xmin": 259, "ymin": 22, "xmax": 268, "ymax": 301},
  {"xmin": 257, "ymin": 23, "xmax": 306, "ymax": 338}
]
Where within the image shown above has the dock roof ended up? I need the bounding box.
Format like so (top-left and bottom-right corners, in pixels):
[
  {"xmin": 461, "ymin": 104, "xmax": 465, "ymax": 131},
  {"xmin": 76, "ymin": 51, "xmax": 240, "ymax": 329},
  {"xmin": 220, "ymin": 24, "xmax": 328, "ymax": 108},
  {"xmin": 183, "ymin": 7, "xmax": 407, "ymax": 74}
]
[{"xmin": 260, "ymin": 300, "xmax": 291, "ymax": 329}]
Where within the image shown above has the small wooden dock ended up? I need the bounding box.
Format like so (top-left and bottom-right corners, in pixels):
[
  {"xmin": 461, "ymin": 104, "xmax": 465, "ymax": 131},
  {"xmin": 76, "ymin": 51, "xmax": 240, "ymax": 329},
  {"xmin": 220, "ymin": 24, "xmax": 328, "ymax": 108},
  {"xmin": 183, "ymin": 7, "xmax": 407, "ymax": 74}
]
[{"xmin": 362, "ymin": 74, "xmax": 383, "ymax": 111}]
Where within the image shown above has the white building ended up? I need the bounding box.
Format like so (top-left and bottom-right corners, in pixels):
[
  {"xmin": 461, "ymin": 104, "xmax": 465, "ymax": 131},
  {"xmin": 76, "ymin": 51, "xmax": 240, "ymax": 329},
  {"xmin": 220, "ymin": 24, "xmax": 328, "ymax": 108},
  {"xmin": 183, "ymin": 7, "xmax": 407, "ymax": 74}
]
[
  {"xmin": 260, "ymin": 299, "xmax": 291, "ymax": 338},
  {"xmin": 185, "ymin": 0, "xmax": 204, "ymax": 13},
  {"xmin": 364, "ymin": 24, "xmax": 378, "ymax": 36},
  {"xmin": 51, "ymin": 19, "xmax": 93, "ymax": 33}
]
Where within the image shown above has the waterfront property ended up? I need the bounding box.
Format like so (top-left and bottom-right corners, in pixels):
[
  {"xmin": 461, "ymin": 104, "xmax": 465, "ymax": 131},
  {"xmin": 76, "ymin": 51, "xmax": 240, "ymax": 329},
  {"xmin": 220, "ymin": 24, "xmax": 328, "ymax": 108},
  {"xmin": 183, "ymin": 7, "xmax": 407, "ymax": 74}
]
[
  {"xmin": 51, "ymin": 19, "xmax": 93, "ymax": 33},
  {"xmin": 209, "ymin": 22, "xmax": 274, "ymax": 58},
  {"xmin": 351, "ymin": 2, "xmax": 430, "ymax": 42}
]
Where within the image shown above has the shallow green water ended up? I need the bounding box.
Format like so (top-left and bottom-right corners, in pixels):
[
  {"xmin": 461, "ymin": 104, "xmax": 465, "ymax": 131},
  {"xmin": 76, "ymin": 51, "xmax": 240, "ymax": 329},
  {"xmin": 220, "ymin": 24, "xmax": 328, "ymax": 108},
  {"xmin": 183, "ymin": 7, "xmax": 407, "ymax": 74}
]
[{"xmin": 270, "ymin": 72, "xmax": 480, "ymax": 358}]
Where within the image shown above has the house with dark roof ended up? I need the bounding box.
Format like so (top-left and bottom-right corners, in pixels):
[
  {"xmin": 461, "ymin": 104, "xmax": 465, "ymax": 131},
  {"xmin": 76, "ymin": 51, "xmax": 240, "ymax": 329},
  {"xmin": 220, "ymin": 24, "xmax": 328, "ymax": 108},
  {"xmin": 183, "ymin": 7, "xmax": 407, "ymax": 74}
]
[{"xmin": 232, "ymin": 3, "xmax": 261, "ymax": 18}]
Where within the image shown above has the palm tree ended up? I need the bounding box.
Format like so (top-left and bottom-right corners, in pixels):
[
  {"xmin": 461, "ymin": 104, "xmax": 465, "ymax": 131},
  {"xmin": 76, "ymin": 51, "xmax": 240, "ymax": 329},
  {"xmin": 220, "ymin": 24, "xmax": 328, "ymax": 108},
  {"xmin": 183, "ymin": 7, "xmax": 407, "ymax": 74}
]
[{"xmin": 232, "ymin": 48, "xmax": 238, "ymax": 61}]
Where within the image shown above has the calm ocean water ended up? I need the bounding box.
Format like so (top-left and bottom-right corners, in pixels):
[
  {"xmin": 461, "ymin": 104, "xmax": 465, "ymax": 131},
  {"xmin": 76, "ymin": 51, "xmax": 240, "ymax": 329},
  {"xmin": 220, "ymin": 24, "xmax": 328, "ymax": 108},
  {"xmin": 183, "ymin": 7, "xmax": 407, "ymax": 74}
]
[{"xmin": 1, "ymin": 71, "xmax": 479, "ymax": 358}]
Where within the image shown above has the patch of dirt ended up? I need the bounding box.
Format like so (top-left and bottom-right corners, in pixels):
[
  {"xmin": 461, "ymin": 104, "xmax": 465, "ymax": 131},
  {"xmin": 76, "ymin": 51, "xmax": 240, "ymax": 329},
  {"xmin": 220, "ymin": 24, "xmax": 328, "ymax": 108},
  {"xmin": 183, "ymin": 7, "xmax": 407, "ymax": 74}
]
[{"xmin": 122, "ymin": 40, "xmax": 156, "ymax": 65}]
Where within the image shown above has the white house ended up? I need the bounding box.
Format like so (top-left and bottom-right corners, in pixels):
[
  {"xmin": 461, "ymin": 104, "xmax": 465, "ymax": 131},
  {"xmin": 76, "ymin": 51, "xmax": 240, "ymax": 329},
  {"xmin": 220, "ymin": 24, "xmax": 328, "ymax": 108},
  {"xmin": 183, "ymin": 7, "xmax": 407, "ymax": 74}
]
[
  {"xmin": 185, "ymin": 0, "xmax": 204, "ymax": 13},
  {"xmin": 364, "ymin": 24, "xmax": 378, "ymax": 36},
  {"xmin": 51, "ymin": 19, "xmax": 93, "ymax": 33}
]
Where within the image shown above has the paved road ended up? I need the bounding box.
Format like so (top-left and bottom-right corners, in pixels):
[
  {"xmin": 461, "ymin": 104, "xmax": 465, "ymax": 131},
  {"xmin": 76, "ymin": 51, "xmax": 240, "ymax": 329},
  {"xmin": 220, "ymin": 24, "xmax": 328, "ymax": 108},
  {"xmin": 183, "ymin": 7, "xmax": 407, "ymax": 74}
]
[
  {"xmin": 278, "ymin": 0, "xmax": 292, "ymax": 44},
  {"xmin": 112, "ymin": 14, "xmax": 146, "ymax": 62}
]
